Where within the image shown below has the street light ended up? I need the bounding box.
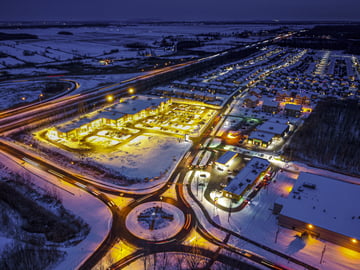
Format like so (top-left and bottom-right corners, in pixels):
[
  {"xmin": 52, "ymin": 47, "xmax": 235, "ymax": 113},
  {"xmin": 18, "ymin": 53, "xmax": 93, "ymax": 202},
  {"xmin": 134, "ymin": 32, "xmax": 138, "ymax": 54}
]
[
  {"xmin": 160, "ymin": 196, "xmax": 163, "ymax": 209},
  {"xmin": 106, "ymin": 95, "xmax": 114, "ymax": 102},
  {"xmin": 128, "ymin": 88, "xmax": 135, "ymax": 95}
]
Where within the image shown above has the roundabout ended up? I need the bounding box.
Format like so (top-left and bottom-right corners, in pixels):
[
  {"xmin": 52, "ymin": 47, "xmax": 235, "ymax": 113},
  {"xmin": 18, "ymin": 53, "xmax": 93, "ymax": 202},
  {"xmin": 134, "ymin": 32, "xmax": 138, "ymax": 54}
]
[{"xmin": 125, "ymin": 200, "xmax": 185, "ymax": 241}]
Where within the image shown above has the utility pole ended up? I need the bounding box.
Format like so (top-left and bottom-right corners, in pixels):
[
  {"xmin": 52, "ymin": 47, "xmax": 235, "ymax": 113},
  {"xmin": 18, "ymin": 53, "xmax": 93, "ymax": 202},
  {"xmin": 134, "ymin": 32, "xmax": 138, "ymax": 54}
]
[{"xmin": 228, "ymin": 200, "xmax": 232, "ymax": 222}]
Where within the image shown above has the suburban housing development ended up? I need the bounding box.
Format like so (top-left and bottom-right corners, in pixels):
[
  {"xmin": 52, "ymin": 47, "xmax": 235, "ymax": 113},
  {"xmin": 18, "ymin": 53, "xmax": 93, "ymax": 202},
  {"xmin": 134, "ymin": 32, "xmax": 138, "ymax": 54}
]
[{"xmin": 0, "ymin": 21, "xmax": 359, "ymax": 270}]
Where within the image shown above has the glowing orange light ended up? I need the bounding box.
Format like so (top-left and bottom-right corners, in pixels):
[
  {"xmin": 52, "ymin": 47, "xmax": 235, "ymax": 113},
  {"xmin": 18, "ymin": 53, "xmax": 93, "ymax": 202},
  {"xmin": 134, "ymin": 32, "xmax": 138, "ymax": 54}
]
[
  {"xmin": 351, "ymin": 239, "xmax": 358, "ymax": 244},
  {"xmin": 307, "ymin": 224, "xmax": 313, "ymax": 229},
  {"xmin": 106, "ymin": 95, "xmax": 114, "ymax": 102}
]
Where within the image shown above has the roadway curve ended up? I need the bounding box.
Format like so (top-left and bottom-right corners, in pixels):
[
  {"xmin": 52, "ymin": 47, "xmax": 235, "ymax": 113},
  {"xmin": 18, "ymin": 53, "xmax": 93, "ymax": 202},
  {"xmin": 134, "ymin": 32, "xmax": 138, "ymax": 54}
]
[{"xmin": 0, "ymin": 33, "xmax": 300, "ymax": 269}]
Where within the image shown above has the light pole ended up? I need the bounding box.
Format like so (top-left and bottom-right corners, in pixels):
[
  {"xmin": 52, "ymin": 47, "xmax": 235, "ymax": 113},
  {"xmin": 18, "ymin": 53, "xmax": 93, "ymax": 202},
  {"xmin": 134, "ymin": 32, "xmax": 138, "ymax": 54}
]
[
  {"xmin": 214, "ymin": 197, "xmax": 218, "ymax": 215},
  {"xmin": 160, "ymin": 196, "xmax": 163, "ymax": 209},
  {"xmin": 228, "ymin": 199, "xmax": 232, "ymax": 222},
  {"xmin": 196, "ymin": 175, "xmax": 199, "ymax": 197},
  {"xmin": 106, "ymin": 95, "xmax": 114, "ymax": 102}
]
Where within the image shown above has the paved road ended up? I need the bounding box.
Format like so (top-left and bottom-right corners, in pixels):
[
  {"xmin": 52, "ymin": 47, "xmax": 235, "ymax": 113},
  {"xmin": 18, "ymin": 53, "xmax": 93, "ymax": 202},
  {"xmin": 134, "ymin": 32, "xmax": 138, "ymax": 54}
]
[{"xmin": 0, "ymin": 31, "xmax": 309, "ymax": 270}]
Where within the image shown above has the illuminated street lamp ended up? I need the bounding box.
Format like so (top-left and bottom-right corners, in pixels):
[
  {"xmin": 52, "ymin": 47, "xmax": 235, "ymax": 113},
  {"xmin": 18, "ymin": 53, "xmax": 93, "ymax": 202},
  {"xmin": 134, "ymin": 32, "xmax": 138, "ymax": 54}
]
[
  {"xmin": 128, "ymin": 88, "xmax": 135, "ymax": 95},
  {"xmin": 39, "ymin": 93, "xmax": 44, "ymax": 101},
  {"xmin": 21, "ymin": 97, "xmax": 26, "ymax": 101},
  {"xmin": 106, "ymin": 95, "xmax": 114, "ymax": 102},
  {"xmin": 352, "ymin": 238, "xmax": 358, "ymax": 244},
  {"xmin": 160, "ymin": 196, "xmax": 163, "ymax": 209}
]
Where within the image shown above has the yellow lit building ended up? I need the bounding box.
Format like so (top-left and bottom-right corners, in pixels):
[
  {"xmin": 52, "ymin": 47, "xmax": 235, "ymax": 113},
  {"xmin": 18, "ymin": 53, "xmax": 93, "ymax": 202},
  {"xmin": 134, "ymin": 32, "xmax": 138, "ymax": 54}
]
[{"xmin": 48, "ymin": 96, "xmax": 171, "ymax": 141}]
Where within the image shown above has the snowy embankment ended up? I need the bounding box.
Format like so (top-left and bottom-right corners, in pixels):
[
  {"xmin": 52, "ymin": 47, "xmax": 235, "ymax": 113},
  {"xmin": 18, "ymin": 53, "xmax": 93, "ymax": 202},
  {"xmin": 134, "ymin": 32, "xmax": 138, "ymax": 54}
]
[{"xmin": 0, "ymin": 150, "xmax": 112, "ymax": 270}]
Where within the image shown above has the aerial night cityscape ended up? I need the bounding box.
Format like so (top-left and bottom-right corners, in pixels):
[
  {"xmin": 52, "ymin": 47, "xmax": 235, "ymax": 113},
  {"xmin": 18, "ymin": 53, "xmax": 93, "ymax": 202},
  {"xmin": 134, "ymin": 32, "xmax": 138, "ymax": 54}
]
[{"xmin": 0, "ymin": 1, "xmax": 360, "ymax": 270}]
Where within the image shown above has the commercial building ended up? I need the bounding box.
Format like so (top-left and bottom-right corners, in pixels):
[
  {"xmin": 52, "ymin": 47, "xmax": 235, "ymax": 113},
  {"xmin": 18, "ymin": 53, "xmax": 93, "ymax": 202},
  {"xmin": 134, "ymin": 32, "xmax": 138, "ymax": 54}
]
[
  {"xmin": 256, "ymin": 120, "xmax": 289, "ymax": 137},
  {"xmin": 215, "ymin": 151, "xmax": 238, "ymax": 170},
  {"xmin": 223, "ymin": 157, "xmax": 270, "ymax": 201},
  {"xmin": 276, "ymin": 172, "xmax": 360, "ymax": 252},
  {"xmin": 247, "ymin": 119, "xmax": 289, "ymax": 148},
  {"xmin": 48, "ymin": 96, "xmax": 170, "ymax": 140},
  {"xmin": 247, "ymin": 131, "xmax": 274, "ymax": 148}
]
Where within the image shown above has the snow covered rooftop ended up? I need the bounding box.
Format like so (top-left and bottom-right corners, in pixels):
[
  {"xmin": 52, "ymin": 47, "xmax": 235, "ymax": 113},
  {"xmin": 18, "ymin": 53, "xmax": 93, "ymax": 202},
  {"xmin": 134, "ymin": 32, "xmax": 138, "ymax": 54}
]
[
  {"xmin": 280, "ymin": 172, "xmax": 360, "ymax": 239},
  {"xmin": 262, "ymin": 99, "xmax": 279, "ymax": 107},
  {"xmin": 284, "ymin": 103, "xmax": 302, "ymax": 111},
  {"xmin": 224, "ymin": 157, "xmax": 270, "ymax": 196},
  {"xmin": 112, "ymin": 96, "xmax": 166, "ymax": 115},
  {"xmin": 56, "ymin": 111, "xmax": 105, "ymax": 133},
  {"xmin": 245, "ymin": 96, "xmax": 258, "ymax": 102},
  {"xmin": 248, "ymin": 131, "xmax": 274, "ymax": 142},
  {"xmin": 56, "ymin": 95, "xmax": 167, "ymax": 133},
  {"xmin": 256, "ymin": 120, "xmax": 289, "ymax": 135},
  {"xmin": 215, "ymin": 151, "xmax": 238, "ymax": 166}
]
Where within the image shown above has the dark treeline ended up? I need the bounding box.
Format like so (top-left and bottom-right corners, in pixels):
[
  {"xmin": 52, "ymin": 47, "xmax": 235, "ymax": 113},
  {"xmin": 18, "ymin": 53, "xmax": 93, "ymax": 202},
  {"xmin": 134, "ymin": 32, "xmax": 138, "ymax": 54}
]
[
  {"xmin": 0, "ymin": 32, "xmax": 38, "ymax": 40},
  {"xmin": 284, "ymin": 99, "xmax": 360, "ymax": 175}
]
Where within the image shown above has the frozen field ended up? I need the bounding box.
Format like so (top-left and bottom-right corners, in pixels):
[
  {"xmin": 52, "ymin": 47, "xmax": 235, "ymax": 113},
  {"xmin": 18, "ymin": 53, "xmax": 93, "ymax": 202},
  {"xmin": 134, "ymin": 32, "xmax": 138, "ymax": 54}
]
[
  {"xmin": 0, "ymin": 22, "xmax": 307, "ymax": 77},
  {"xmin": 89, "ymin": 134, "xmax": 191, "ymax": 182}
]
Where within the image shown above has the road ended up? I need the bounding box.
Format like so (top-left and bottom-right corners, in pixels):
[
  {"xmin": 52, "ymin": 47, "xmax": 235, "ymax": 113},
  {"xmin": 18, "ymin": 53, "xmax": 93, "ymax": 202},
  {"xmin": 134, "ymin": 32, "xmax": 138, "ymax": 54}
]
[{"xmin": 0, "ymin": 31, "xmax": 309, "ymax": 270}]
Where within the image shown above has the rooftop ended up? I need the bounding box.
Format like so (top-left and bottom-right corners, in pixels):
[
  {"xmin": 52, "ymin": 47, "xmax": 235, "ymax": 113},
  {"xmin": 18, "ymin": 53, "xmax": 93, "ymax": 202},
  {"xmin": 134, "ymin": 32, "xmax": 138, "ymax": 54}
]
[
  {"xmin": 248, "ymin": 131, "xmax": 274, "ymax": 142},
  {"xmin": 56, "ymin": 95, "xmax": 167, "ymax": 133},
  {"xmin": 284, "ymin": 103, "xmax": 302, "ymax": 111},
  {"xmin": 112, "ymin": 96, "xmax": 166, "ymax": 115},
  {"xmin": 280, "ymin": 172, "xmax": 360, "ymax": 239},
  {"xmin": 224, "ymin": 157, "xmax": 270, "ymax": 196},
  {"xmin": 262, "ymin": 99, "xmax": 279, "ymax": 108},
  {"xmin": 256, "ymin": 120, "xmax": 289, "ymax": 135},
  {"xmin": 215, "ymin": 151, "xmax": 238, "ymax": 165}
]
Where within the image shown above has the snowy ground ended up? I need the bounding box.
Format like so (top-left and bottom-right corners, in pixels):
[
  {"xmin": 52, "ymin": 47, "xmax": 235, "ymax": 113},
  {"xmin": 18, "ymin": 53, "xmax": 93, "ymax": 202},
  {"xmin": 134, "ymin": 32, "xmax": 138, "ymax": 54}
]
[
  {"xmin": 88, "ymin": 133, "xmax": 191, "ymax": 182},
  {"xmin": 0, "ymin": 80, "xmax": 45, "ymax": 110},
  {"xmin": 67, "ymin": 72, "xmax": 143, "ymax": 95},
  {"xmin": 0, "ymin": 151, "xmax": 112, "ymax": 270},
  {"xmin": 186, "ymin": 168, "xmax": 360, "ymax": 270},
  {"xmin": 0, "ymin": 22, "xmax": 308, "ymax": 79},
  {"xmin": 125, "ymin": 201, "xmax": 185, "ymax": 241}
]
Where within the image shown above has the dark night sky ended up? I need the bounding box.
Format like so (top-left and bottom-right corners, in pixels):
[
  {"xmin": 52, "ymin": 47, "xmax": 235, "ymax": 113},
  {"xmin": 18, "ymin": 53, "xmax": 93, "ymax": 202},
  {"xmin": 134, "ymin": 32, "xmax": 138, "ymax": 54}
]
[{"xmin": 1, "ymin": 0, "xmax": 360, "ymax": 21}]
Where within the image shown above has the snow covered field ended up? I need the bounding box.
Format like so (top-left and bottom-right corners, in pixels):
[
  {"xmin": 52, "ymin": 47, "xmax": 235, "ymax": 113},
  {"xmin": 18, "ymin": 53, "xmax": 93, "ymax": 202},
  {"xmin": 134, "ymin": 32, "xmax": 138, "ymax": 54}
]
[
  {"xmin": 0, "ymin": 80, "xmax": 44, "ymax": 110},
  {"xmin": 0, "ymin": 22, "xmax": 307, "ymax": 78},
  {"xmin": 90, "ymin": 134, "xmax": 191, "ymax": 182}
]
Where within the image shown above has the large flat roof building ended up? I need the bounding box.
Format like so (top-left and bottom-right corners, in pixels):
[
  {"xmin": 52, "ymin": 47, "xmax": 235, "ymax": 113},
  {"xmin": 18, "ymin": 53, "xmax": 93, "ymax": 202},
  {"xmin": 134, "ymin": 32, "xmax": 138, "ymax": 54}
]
[
  {"xmin": 277, "ymin": 172, "xmax": 360, "ymax": 252},
  {"xmin": 50, "ymin": 96, "xmax": 170, "ymax": 140},
  {"xmin": 223, "ymin": 157, "xmax": 270, "ymax": 201},
  {"xmin": 256, "ymin": 121, "xmax": 289, "ymax": 137},
  {"xmin": 215, "ymin": 151, "xmax": 238, "ymax": 169}
]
